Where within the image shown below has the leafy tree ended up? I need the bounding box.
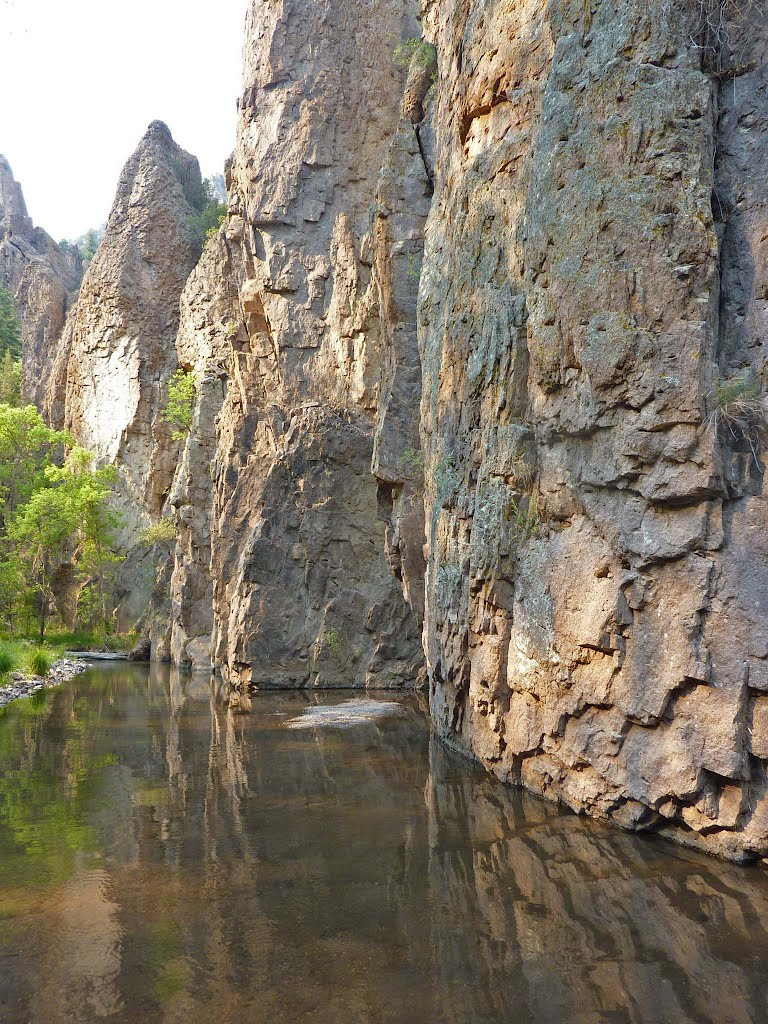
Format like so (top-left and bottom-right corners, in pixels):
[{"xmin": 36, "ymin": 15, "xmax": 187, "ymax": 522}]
[
  {"xmin": 9, "ymin": 448, "xmax": 122, "ymax": 640},
  {"xmin": 0, "ymin": 350, "xmax": 22, "ymax": 407},
  {"xmin": 160, "ymin": 369, "xmax": 196, "ymax": 441},
  {"xmin": 0, "ymin": 405, "xmax": 72, "ymax": 531},
  {"xmin": 0, "ymin": 287, "xmax": 21, "ymax": 359}
]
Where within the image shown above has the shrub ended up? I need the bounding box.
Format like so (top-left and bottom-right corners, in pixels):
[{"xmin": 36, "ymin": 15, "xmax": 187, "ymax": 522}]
[
  {"xmin": 393, "ymin": 37, "xmax": 437, "ymax": 77},
  {"xmin": 323, "ymin": 627, "xmax": 344, "ymax": 655},
  {"xmin": 138, "ymin": 517, "xmax": 177, "ymax": 548},
  {"xmin": 708, "ymin": 370, "xmax": 768, "ymax": 461},
  {"xmin": 161, "ymin": 369, "xmax": 196, "ymax": 441},
  {"xmin": 399, "ymin": 446, "xmax": 425, "ymax": 472}
]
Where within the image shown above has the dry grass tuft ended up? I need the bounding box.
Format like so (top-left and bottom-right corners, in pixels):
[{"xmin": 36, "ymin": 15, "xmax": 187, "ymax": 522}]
[
  {"xmin": 707, "ymin": 371, "xmax": 768, "ymax": 462},
  {"xmin": 694, "ymin": 0, "xmax": 763, "ymax": 70}
]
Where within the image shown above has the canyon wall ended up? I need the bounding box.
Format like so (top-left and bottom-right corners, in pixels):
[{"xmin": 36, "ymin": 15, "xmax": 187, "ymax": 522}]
[
  {"xmin": 12, "ymin": 0, "xmax": 768, "ymax": 862},
  {"xmin": 162, "ymin": 0, "xmax": 428, "ymax": 688},
  {"xmin": 420, "ymin": 0, "xmax": 768, "ymax": 862},
  {"xmin": 0, "ymin": 156, "xmax": 82, "ymax": 403},
  {"xmin": 45, "ymin": 122, "xmax": 203, "ymax": 625}
]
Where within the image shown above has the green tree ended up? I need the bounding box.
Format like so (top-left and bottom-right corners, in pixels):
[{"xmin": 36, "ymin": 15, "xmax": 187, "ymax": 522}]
[
  {"xmin": 0, "ymin": 287, "xmax": 21, "ymax": 359},
  {"xmin": 189, "ymin": 178, "xmax": 227, "ymax": 250},
  {"xmin": 9, "ymin": 448, "xmax": 122, "ymax": 640},
  {"xmin": 80, "ymin": 229, "xmax": 100, "ymax": 262},
  {"xmin": 161, "ymin": 369, "xmax": 196, "ymax": 441},
  {"xmin": 0, "ymin": 405, "xmax": 72, "ymax": 532},
  {"xmin": 0, "ymin": 350, "xmax": 22, "ymax": 407}
]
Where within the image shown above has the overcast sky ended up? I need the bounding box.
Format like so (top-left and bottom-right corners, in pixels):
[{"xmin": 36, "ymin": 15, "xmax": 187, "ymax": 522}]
[{"xmin": 0, "ymin": 0, "xmax": 248, "ymax": 240}]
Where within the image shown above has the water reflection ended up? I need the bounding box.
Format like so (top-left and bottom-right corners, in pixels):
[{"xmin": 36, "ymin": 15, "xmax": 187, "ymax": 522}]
[{"xmin": 0, "ymin": 665, "xmax": 767, "ymax": 1023}]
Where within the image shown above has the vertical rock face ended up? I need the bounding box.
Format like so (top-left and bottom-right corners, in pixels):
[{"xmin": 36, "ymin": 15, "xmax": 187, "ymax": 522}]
[
  {"xmin": 167, "ymin": 0, "xmax": 428, "ymax": 687},
  {"xmin": 420, "ymin": 0, "xmax": 768, "ymax": 861},
  {"xmin": 45, "ymin": 122, "xmax": 203, "ymax": 625},
  {"xmin": 0, "ymin": 156, "xmax": 82, "ymax": 403}
]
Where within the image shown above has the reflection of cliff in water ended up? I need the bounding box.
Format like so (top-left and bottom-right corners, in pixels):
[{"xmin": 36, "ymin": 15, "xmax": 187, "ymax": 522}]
[
  {"xmin": 427, "ymin": 739, "xmax": 768, "ymax": 1024},
  {"xmin": 3, "ymin": 665, "xmax": 768, "ymax": 1023}
]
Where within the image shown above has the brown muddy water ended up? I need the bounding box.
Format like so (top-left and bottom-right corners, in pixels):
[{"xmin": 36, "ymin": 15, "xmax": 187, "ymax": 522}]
[{"xmin": 0, "ymin": 665, "xmax": 767, "ymax": 1024}]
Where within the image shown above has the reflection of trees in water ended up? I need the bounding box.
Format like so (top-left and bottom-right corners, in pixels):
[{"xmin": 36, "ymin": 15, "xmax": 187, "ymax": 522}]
[{"xmin": 426, "ymin": 738, "xmax": 768, "ymax": 1024}]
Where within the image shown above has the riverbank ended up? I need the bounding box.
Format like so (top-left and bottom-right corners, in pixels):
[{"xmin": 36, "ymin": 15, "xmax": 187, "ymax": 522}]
[{"xmin": 0, "ymin": 658, "xmax": 88, "ymax": 708}]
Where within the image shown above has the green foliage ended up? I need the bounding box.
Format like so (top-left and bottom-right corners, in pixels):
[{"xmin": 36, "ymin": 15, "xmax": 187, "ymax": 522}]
[
  {"xmin": 0, "ymin": 351, "xmax": 22, "ymax": 407},
  {"xmin": 0, "ymin": 641, "xmax": 19, "ymax": 676},
  {"xmin": 393, "ymin": 37, "xmax": 437, "ymax": 76},
  {"xmin": 189, "ymin": 178, "xmax": 227, "ymax": 251},
  {"xmin": 0, "ymin": 287, "xmax": 21, "ymax": 360},
  {"xmin": 138, "ymin": 517, "xmax": 177, "ymax": 549},
  {"xmin": 0, "ymin": 407, "xmax": 122, "ymax": 640},
  {"xmin": 504, "ymin": 492, "xmax": 541, "ymax": 539},
  {"xmin": 0, "ymin": 405, "xmax": 72, "ymax": 530},
  {"xmin": 79, "ymin": 229, "xmax": 101, "ymax": 262},
  {"xmin": 9, "ymin": 448, "xmax": 121, "ymax": 638},
  {"xmin": 399, "ymin": 446, "xmax": 425, "ymax": 472},
  {"xmin": 323, "ymin": 627, "xmax": 344, "ymax": 655},
  {"xmin": 161, "ymin": 369, "xmax": 196, "ymax": 441},
  {"xmin": 26, "ymin": 648, "xmax": 52, "ymax": 677}
]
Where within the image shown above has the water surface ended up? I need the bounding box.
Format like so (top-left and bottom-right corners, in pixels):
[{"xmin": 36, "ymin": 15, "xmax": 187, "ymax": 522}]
[{"xmin": 0, "ymin": 665, "xmax": 767, "ymax": 1024}]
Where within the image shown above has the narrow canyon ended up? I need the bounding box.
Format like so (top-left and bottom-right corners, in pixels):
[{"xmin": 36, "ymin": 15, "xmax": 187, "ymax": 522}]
[{"xmin": 2, "ymin": 0, "xmax": 768, "ymax": 866}]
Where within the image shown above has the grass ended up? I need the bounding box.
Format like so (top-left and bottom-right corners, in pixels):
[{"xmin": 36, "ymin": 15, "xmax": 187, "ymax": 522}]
[
  {"xmin": 0, "ymin": 640, "xmax": 52, "ymax": 683},
  {"xmin": 504, "ymin": 492, "xmax": 542, "ymax": 539},
  {"xmin": 0, "ymin": 627, "xmax": 135, "ymax": 686},
  {"xmin": 27, "ymin": 648, "xmax": 52, "ymax": 677},
  {"xmin": 707, "ymin": 371, "xmax": 768, "ymax": 462}
]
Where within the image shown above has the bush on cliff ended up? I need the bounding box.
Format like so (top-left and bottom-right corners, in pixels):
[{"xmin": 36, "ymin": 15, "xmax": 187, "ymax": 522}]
[{"xmin": 161, "ymin": 369, "xmax": 196, "ymax": 441}]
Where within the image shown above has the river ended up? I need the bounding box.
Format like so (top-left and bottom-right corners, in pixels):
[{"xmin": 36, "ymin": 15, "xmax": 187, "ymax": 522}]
[{"xmin": 0, "ymin": 664, "xmax": 767, "ymax": 1023}]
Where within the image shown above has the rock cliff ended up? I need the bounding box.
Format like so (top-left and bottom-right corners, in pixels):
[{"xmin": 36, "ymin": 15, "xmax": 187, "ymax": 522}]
[
  {"xmin": 45, "ymin": 122, "xmax": 204, "ymax": 625},
  {"xmin": 0, "ymin": 156, "xmax": 82, "ymax": 403},
  {"xmin": 161, "ymin": 0, "xmax": 427, "ymax": 688},
  {"xmin": 420, "ymin": 0, "xmax": 768, "ymax": 861}
]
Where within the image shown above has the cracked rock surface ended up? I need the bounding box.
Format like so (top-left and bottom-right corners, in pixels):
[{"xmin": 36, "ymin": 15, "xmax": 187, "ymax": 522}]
[{"xmin": 420, "ymin": 0, "xmax": 768, "ymax": 861}]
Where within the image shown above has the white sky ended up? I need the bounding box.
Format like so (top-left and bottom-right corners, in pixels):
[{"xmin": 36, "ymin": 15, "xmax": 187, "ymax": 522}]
[{"xmin": 0, "ymin": 0, "xmax": 248, "ymax": 240}]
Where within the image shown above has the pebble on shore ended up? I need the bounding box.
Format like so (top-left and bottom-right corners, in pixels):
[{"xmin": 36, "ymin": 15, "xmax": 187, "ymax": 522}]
[{"xmin": 0, "ymin": 659, "xmax": 89, "ymax": 708}]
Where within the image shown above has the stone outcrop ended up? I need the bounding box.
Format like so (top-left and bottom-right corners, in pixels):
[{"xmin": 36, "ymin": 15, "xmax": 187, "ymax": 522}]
[
  {"xmin": 420, "ymin": 0, "xmax": 768, "ymax": 861},
  {"xmin": 0, "ymin": 156, "xmax": 82, "ymax": 404},
  {"xmin": 45, "ymin": 122, "xmax": 203, "ymax": 625},
  {"xmin": 161, "ymin": 0, "xmax": 427, "ymax": 686}
]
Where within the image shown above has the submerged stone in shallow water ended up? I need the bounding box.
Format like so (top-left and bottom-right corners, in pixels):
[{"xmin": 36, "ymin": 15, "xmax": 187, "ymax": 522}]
[{"xmin": 285, "ymin": 699, "xmax": 404, "ymax": 730}]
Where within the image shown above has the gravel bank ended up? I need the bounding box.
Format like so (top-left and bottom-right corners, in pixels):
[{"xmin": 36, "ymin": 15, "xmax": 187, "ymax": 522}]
[{"xmin": 0, "ymin": 658, "xmax": 88, "ymax": 708}]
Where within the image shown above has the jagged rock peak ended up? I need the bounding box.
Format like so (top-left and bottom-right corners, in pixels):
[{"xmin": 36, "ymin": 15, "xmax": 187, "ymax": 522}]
[
  {"xmin": 0, "ymin": 155, "xmax": 34, "ymax": 238},
  {"xmin": 43, "ymin": 121, "xmax": 204, "ymax": 627},
  {"xmin": 0, "ymin": 155, "xmax": 82, "ymax": 408}
]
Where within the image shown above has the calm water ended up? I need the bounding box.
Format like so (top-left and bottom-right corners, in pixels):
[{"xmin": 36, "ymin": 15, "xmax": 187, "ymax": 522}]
[{"xmin": 0, "ymin": 666, "xmax": 767, "ymax": 1024}]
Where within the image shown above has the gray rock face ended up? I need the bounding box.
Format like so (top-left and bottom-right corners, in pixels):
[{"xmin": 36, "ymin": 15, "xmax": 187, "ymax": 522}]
[
  {"xmin": 161, "ymin": 0, "xmax": 427, "ymax": 689},
  {"xmin": 419, "ymin": 0, "xmax": 768, "ymax": 861},
  {"xmin": 44, "ymin": 122, "xmax": 203, "ymax": 626},
  {"xmin": 0, "ymin": 156, "xmax": 82, "ymax": 404}
]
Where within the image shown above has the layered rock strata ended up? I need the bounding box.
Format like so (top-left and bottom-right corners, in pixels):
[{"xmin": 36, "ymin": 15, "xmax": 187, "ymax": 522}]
[
  {"xmin": 0, "ymin": 156, "xmax": 82, "ymax": 404},
  {"xmin": 45, "ymin": 122, "xmax": 203, "ymax": 625},
  {"xmin": 163, "ymin": 0, "xmax": 428, "ymax": 686},
  {"xmin": 420, "ymin": 0, "xmax": 768, "ymax": 861}
]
